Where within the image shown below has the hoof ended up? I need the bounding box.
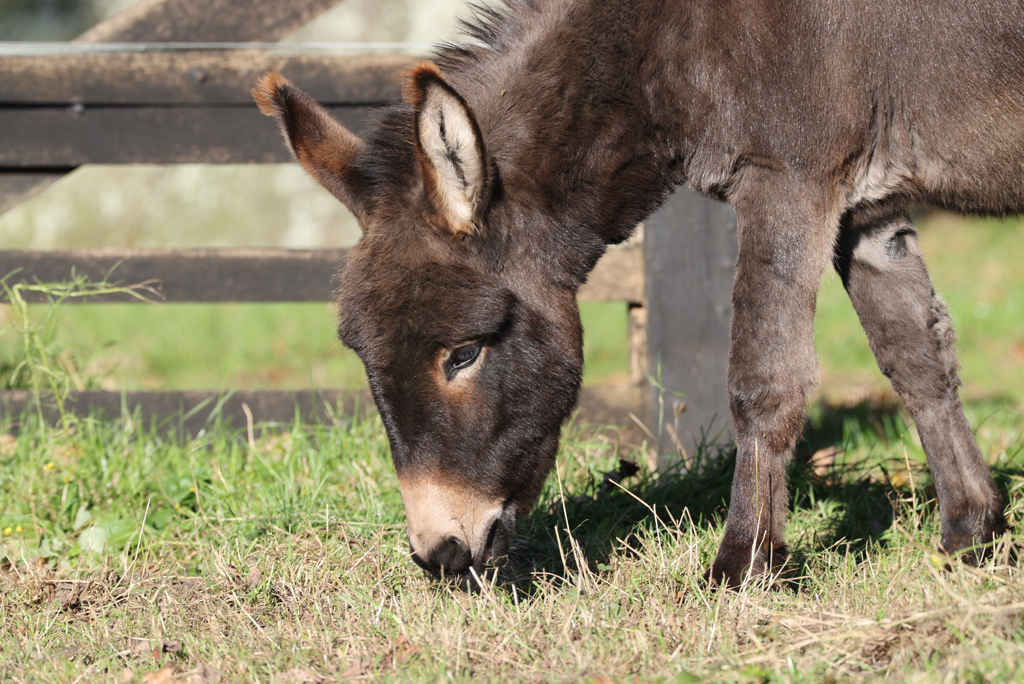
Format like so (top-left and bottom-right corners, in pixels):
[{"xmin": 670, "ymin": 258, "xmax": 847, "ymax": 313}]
[
  {"xmin": 706, "ymin": 539, "xmax": 788, "ymax": 589},
  {"xmin": 940, "ymin": 507, "xmax": 1009, "ymax": 567}
]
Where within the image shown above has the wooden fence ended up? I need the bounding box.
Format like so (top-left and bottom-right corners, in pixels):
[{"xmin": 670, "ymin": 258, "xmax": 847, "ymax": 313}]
[{"xmin": 0, "ymin": 0, "xmax": 736, "ymax": 455}]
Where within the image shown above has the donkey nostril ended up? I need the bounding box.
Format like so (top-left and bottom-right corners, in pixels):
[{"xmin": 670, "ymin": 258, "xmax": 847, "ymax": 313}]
[{"xmin": 429, "ymin": 536, "xmax": 472, "ymax": 576}]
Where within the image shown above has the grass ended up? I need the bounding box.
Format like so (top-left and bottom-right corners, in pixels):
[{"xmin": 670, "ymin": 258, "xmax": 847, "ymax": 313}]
[
  {"xmin": 1, "ymin": 399, "xmax": 1022, "ymax": 683},
  {"xmin": 1, "ymin": 209, "xmax": 1021, "ymax": 681}
]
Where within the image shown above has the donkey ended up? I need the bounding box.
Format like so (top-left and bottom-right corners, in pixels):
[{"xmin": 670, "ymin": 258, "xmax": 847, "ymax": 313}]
[{"xmin": 255, "ymin": 0, "xmax": 1021, "ymax": 586}]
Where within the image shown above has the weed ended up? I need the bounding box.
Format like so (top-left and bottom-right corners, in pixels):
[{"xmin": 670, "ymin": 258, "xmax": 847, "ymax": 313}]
[{"xmin": 0, "ymin": 270, "xmax": 156, "ymax": 429}]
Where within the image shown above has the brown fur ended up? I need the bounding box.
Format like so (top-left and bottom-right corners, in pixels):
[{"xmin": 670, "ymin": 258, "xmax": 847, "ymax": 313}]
[
  {"xmin": 255, "ymin": 0, "xmax": 1020, "ymax": 585},
  {"xmin": 253, "ymin": 72, "xmax": 372, "ymax": 221}
]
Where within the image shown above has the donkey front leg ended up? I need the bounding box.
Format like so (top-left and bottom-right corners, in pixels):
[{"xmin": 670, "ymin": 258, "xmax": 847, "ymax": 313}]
[
  {"xmin": 834, "ymin": 211, "xmax": 1007, "ymax": 562},
  {"xmin": 708, "ymin": 185, "xmax": 839, "ymax": 587}
]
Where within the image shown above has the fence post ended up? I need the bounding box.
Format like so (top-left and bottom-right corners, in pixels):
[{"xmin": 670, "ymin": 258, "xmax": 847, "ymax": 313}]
[{"xmin": 644, "ymin": 188, "xmax": 738, "ymax": 466}]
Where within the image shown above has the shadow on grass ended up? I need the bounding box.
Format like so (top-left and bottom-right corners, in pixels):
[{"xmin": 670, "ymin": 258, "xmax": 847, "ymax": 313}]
[
  {"xmin": 502, "ymin": 396, "xmax": 1024, "ymax": 594},
  {"xmin": 508, "ymin": 435, "xmax": 736, "ymax": 590}
]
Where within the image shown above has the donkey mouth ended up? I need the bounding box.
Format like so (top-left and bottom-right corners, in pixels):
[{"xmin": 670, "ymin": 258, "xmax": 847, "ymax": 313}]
[{"xmin": 410, "ymin": 536, "xmax": 473, "ymax": 578}]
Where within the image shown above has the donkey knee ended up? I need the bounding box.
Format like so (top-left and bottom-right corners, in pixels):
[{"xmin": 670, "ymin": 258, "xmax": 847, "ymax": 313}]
[{"xmin": 728, "ymin": 369, "xmax": 815, "ymax": 456}]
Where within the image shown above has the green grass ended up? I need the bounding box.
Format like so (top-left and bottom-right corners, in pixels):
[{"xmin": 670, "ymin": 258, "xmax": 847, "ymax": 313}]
[
  {"xmin": 1, "ymin": 403, "xmax": 1022, "ymax": 682},
  {"xmin": 0, "ymin": 302, "xmax": 366, "ymax": 392}
]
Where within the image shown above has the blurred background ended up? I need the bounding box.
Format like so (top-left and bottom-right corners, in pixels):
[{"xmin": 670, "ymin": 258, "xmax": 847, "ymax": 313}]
[{"xmin": 1, "ymin": 0, "xmax": 1022, "ymax": 410}]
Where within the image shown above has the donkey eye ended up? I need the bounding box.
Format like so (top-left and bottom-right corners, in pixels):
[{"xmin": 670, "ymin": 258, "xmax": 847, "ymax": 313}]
[{"xmin": 448, "ymin": 342, "xmax": 482, "ymax": 374}]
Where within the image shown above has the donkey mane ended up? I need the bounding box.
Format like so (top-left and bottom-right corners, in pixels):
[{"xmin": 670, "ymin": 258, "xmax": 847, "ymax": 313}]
[{"xmin": 361, "ymin": 106, "xmax": 417, "ymax": 190}]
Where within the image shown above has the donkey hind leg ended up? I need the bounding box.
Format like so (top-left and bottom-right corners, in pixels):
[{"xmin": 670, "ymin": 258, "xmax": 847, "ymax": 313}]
[
  {"xmin": 708, "ymin": 186, "xmax": 837, "ymax": 588},
  {"xmin": 835, "ymin": 211, "xmax": 1007, "ymax": 563}
]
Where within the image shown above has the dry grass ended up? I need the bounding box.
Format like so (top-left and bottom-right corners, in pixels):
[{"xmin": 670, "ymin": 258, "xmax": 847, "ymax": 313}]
[{"xmin": 1, "ymin": 403, "xmax": 1022, "ymax": 683}]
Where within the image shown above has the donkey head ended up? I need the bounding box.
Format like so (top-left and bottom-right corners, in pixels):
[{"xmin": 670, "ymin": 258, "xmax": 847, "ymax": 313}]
[{"xmin": 254, "ymin": 65, "xmax": 585, "ymax": 579}]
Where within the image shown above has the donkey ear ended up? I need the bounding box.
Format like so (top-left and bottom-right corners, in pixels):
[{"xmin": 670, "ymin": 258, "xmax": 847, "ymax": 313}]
[
  {"xmin": 253, "ymin": 72, "xmax": 371, "ymax": 223},
  {"xmin": 408, "ymin": 63, "xmax": 488, "ymax": 236}
]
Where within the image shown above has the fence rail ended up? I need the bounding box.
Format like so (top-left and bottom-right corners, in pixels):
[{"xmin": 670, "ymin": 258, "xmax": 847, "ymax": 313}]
[
  {"xmin": 0, "ymin": 49, "xmax": 417, "ymax": 168},
  {"xmin": 0, "ymin": 47, "xmax": 414, "ymax": 105},
  {"xmin": 1, "ymin": 384, "xmax": 646, "ymax": 437},
  {"xmin": 0, "ymin": 243, "xmax": 642, "ymax": 305}
]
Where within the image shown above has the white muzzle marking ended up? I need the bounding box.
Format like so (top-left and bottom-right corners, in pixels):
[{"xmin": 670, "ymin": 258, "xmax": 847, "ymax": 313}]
[{"xmin": 398, "ymin": 475, "xmax": 504, "ymax": 562}]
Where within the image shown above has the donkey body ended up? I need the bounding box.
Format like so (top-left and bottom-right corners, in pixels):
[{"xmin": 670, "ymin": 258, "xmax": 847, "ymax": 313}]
[{"xmin": 256, "ymin": 0, "xmax": 1021, "ymax": 586}]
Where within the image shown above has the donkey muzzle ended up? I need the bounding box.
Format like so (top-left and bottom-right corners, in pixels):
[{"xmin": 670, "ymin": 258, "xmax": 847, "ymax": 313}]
[{"xmin": 398, "ymin": 476, "xmax": 513, "ymax": 579}]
